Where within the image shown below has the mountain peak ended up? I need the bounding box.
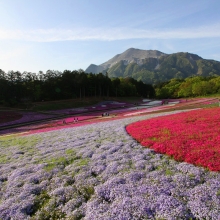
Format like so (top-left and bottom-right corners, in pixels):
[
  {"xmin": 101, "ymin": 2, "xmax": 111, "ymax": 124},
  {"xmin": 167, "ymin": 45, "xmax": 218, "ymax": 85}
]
[
  {"xmin": 100, "ymin": 48, "xmax": 166, "ymax": 70},
  {"xmin": 85, "ymin": 48, "xmax": 220, "ymax": 84},
  {"xmin": 85, "ymin": 48, "xmax": 166, "ymax": 74}
]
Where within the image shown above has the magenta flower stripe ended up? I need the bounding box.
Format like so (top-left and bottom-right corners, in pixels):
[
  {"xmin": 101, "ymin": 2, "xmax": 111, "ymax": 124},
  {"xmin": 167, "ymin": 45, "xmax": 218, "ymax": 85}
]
[{"xmin": 126, "ymin": 107, "xmax": 220, "ymax": 171}]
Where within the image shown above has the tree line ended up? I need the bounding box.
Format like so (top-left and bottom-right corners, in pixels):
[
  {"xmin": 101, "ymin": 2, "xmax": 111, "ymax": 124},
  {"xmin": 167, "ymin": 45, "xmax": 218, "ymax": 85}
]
[
  {"xmin": 0, "ymin": 69, "xmax": 155, "ymax": 106},
  {"xmin": 155, "ymin": 75, "xmax": 220, "ymax": 98}
]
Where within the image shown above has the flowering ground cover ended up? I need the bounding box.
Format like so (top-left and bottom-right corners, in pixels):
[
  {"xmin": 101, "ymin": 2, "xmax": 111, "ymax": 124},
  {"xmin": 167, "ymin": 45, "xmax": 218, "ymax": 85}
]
[
  {"xmin": 0, "ymin": 101, "xmax": 134, "ymax": 135},
  {"xmin": 0, "ymin": 100, "xmax": 166, "ymax": 135},
  {"xmin": 123, "ymin": 104, "xmax": 182, "ymax": 116},
  {"xmin": 7, "ymin": 102, "xmax": 182, "ymax": 135},
  {"xmin": 0, "ymin": 111, "xmax": 219, "ymax": 219},
  {"xmin": 0, "ymin": 112, "xmax": 57, "ymax": 127},
  {"xmin": 126, "ymin": 107, "xmax": 220, "ymax": 172},
  {"xmin": 49, "ymin": 101, "xmax": 133, "ymax": 115},
  {"xmin": 178, "ymin": 97, "xmax": 218, "ymax": 107},
  {"xmin": 1, "ymin": 98, "xmax": 217, "ymax": 136},
  {"xmin": 1, "ymin": 98, "xmax": 215, "ymax": 129},
  {"xmin": 0, "ymin": 111, "xmax": 22, "ymax": 124}
]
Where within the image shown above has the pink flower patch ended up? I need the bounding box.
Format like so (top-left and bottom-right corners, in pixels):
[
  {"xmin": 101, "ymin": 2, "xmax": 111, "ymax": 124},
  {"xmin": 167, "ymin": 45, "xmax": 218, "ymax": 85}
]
[{"xmin": 126, "ymin": 107, "xmax": 220, "ymax": 172}]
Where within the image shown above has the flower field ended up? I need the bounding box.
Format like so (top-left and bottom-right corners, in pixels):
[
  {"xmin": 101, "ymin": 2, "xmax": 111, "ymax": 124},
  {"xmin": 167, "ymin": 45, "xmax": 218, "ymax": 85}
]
[
  {"xmin": 126, "ymin": 107, "xmax": 220, "ymax": 172},
  {"xmin": 0, "ymin": 112, "xmax": 56, "ymax": 128},
  {"xmin": 0, "ymin": 111, "xmax": 22, "ymax": 124},
  {"xmin": 0, "ymin": 110, "xmax": 220, "ymax": 219}
]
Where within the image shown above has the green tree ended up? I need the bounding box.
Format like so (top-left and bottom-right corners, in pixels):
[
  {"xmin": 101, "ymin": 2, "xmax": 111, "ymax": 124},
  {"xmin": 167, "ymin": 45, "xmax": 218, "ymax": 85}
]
[{"xmin": 111, "ymin": 77, "xmax": 120, "ymax": 97}]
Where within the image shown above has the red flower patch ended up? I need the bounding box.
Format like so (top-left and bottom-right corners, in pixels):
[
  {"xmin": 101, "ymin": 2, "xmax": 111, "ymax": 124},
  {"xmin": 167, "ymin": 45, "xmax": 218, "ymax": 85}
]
[{"xmin": 126, "ymin": 108, "xmax": 220, "ymax": 171}]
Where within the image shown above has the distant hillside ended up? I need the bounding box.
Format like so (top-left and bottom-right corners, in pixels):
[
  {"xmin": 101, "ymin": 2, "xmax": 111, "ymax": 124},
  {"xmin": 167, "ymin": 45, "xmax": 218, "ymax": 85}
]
[
  {"xmin": 86, "ymin": 48, "xmax": 166, "ymax": 74},
  {"xmin": 85, "ymin": 48, "xmax": 220, "ymax": 84}
]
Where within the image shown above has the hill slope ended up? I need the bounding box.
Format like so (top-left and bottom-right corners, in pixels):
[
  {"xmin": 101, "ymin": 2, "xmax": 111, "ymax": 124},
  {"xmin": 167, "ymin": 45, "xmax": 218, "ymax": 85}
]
[{"xmin": 85, "ymin": 48, "xmax": 220, "ymax": 84}]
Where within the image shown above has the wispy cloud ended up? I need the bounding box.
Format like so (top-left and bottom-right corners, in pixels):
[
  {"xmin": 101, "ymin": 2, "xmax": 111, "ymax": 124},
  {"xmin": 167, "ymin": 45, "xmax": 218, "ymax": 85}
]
[{"xmin": 1, "ymin": 24, "xmax": 220, "ymax": 42}]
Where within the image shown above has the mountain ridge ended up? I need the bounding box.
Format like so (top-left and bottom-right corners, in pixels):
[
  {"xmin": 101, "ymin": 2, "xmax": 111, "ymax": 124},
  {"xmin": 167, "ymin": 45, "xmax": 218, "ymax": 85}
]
[
  {"xmin": 86, "ymin": 48, "xmax": 166, "ymax": 73},
  {"xmin": 85, "ymin": 48, "xmax": 220, "ymax": 84}
]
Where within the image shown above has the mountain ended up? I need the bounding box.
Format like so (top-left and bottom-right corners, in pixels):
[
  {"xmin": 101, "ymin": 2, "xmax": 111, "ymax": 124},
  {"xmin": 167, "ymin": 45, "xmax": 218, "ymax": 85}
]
[
  {"xmin": 85, "ymin": 48, "xmax": 220, "ymax": 84},
  {"xmin": 86, "ymin": 48, "xmax": 166, "ymax": 74},
  {"xmin": 85, "ymin": 64, "xmax": 106, "ymax": 74}
]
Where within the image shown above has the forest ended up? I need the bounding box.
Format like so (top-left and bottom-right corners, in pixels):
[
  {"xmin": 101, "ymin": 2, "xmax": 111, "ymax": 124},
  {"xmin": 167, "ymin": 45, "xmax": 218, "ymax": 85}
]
[
  {"xmin": 0, "ymin": 69, "xmax": 154, "ymax": 106},
  {"xmin": 155, "ymin": 75, "xmax": 220, "ymax": 98},
  {"xmin": 1, "ymin": 68, "xmax": 220, "ymax": 107}
]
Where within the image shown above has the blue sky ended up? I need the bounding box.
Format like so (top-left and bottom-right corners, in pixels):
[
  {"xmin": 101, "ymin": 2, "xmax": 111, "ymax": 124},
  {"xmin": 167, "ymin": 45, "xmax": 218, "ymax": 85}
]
[{"xmin": 1, "ymin": 0, "xmax": 220, "ymax": 73}]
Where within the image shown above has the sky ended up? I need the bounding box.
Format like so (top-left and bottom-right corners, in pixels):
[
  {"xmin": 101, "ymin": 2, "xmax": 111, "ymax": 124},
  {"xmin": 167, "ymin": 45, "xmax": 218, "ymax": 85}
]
[{"xmin": 1, "ymin": 0, "xmax": 220, "ymax": 73}]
